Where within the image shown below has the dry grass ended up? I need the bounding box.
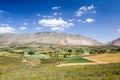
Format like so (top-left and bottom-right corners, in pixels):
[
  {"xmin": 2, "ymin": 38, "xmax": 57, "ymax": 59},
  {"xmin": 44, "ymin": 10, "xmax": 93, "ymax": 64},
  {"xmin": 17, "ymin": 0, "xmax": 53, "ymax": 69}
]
[{"xmin": 84, "ymin": 53, "xmax": 120, "ymax": 63}]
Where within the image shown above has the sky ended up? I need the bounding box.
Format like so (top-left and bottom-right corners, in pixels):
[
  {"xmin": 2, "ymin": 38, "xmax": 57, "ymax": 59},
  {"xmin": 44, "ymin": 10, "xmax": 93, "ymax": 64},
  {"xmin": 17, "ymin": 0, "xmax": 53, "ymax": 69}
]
[{"xmin": 0, "ymin": 0, "xmax": 120, "ymax": 43}]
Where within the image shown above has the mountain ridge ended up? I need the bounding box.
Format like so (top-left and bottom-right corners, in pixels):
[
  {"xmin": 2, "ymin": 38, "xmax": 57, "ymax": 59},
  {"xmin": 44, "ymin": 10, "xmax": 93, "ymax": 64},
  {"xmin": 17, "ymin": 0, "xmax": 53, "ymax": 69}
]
[
  {"xmin": 0, "ymin": 32, "xmax": 103, "ymax": 46},
  {"xmin": 108, "ymin": 38, "xmax": 120, "ymax": 46}
]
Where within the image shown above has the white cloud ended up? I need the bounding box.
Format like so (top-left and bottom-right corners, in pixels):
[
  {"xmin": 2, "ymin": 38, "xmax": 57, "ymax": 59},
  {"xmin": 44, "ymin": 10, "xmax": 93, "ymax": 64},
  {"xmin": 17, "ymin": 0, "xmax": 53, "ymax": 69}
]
[
  {"xmin": 53, "ymin": 12, "xmax": 62, "ymax": 16},
  {"xmin": 43, "ymin": 15, "xmax": 53, "ymax": 18},
  {"xmin": 36, "ymin": 27, "xmax": 43, "ymax": 30},
  {"xmin": 0, "ymin": 24, "xmax": 15, "ymax": 33},
  {"xmin": 59, "ymin": 13, "xmax": 62, "ymax": 15},
  {"xmin": 79, "ymin": 6, "xmax": 88, "ymax": 11},
  {"xmin": 0, "ymin": 10, "xmax": 9, "ymax": 15},
  {"xmin": 51, "ymin": 27, "xmax": 64, "ymax": 31},
  {"xmin": 77, "ymin": 19, "xmax": 82, "ymax": 22},
  {"xmin": 23, "ymin": 22, "xmax": 28, "ymax": 25},
  {"xmin": 85, "ymin": 18, "xmax": 95, "ymax": 23},
  {"xmin": 0, "ymin": 24, "xmax": 9, "ymax": 27},
  {"xmin": 43, "ymin": 15, "xmax": 46, "ymax": 18},
  {"xmin": 88, "ymin": 4, "xmax": 94, "ymax": 10},
  {"xmin": 19, "ymin": 26, "xmax": 27, "ymax": 30},
  {"xmin": 86, "ymin": 11, "xmax": 96, "ymax": 14},
  {"xmin": 0, "ymin": 10, "xmax": 5, "ymax": 13},
  {"xmin": 38, "ymin": 18, "xmax": 73, "ymax": 31},
  {"xmin": 75, "ymin": 4, "xmax": 95, "ymax": 16},
  {"xmin": 81, "ymin": 18, "xmax": 95, "ymax": 23},
  {"xmin": 53, "ymin": 12, "xmax": 58, "ymax": 16},
  {"xmin": 39, "ymin": 18, "xmax": 73, "ymax": 27},
  {"xmin": 75, "ymin": 11, "xmax": 84, "ymax": 16},
  {"xmin": 79, "ymin": 4, "xmax": 94, "ymax": 11},
  {"xmin": 118, "ymin": 29, "xmax": 120, "ymax": 32},
  {"xmin": 52, "ymin": 6, "xmax": 61, "ymax": 10}
]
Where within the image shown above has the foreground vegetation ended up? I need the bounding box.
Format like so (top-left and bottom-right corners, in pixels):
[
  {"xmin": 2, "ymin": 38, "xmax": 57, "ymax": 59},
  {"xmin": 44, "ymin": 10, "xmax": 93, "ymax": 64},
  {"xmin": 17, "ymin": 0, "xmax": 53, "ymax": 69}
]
[
  {"xmin": 0, "ymin": 46, "xmax": 120, "ymax": 80},
  {"xmin": 0, "ymin": 56, "xmax": 120, "ymax": 80}
]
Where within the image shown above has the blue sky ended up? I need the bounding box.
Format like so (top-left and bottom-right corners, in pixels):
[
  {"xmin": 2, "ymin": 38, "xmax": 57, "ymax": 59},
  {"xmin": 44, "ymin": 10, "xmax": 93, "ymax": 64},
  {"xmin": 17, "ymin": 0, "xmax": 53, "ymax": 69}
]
[{"xmin": 0, "ymin": 0, "xmax": 120, "ymax": 43}]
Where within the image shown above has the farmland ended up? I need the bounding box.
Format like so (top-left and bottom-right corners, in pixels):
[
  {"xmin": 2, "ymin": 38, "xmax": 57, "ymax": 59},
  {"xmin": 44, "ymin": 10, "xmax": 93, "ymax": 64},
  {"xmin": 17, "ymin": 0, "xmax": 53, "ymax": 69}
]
[{"xmin": 0, "ymin": 46, "xmax": 120, "ymax": 80}]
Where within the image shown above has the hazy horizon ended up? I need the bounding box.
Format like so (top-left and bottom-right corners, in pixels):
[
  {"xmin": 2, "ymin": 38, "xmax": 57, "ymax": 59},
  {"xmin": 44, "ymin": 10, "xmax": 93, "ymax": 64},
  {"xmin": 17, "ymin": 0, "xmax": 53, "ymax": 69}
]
[{"xmin": 0, "ymin": 0, "xmax": 120, "ymax": 43}]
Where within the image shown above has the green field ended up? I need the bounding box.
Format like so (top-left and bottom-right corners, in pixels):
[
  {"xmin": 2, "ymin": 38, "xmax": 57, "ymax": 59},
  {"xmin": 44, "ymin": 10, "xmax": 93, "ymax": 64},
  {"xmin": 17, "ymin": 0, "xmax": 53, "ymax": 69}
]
[
  {"xmin": 23, "ymin": 55, "xmax": 47, "ymax": 59},
  {"xmin": 0, "ymin": 56, "xmax": 120, "ymax": 80},
  {"xmin": 64, "ymin": 57, "xmax": 93, "ymax": 63}
]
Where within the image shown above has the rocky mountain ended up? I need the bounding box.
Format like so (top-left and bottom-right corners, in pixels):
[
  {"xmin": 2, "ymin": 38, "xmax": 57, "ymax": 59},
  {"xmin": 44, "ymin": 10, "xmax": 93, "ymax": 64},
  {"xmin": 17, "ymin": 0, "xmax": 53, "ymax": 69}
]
[
  {"xmin": 0, "ymin": 32, "xmax": 103, "ymax": 46},
  {"xmin": 109, "ymin": 38, "xmax": 120, "ymax": 46}
]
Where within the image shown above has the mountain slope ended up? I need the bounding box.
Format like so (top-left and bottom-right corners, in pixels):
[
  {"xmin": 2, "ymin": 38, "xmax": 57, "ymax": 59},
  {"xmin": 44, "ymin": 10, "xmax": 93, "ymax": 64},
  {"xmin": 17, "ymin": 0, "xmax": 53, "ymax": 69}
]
[
  {"xmin": 109, "ymin": 38, "xmax": 120, "ymax": 46},
  {"xmin": 0, "ymin": 32, "xmax": 103, "ymax": 46}
]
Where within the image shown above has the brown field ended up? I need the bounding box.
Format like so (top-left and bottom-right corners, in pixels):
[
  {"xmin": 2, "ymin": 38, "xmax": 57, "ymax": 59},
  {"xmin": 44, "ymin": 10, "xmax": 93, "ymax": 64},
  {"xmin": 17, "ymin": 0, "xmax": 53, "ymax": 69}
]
[
  {"xmin": 84, "ymin": 53, "xmax": 120, "ymax": 63},
  {"xmin": 57, "ymin": 53, "xmax": 120, "ymax": 67}
]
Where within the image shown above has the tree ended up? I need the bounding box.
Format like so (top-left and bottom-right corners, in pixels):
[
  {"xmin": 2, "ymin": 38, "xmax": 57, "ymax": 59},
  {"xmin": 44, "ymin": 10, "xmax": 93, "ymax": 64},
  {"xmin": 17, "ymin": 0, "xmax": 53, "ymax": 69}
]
[
  {"xmin": 63, "ymin": 54, "xmax": 67, "ymax": 58},
  {"xmin": 28, "ymin": 50, "xmax": 35, "ymax": 56},
  {"xmin": 67, "ymin": 49, "xmax": 72, "ymax": 58},
  {"xmin": 79, "ymin": 49, "xmax": 84, "ymax": 54},
  {"xmin": 74, "ymin": 48, "xmax": 85, "ymax": 57}
]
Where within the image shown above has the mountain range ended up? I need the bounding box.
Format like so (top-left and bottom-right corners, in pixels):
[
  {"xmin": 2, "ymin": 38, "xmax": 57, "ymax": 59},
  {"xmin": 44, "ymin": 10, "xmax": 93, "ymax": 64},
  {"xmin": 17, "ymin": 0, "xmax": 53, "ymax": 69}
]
[
  {"xmin": 108, "ymin": 38, "xmax": 120, "ymax": 46},
  {"xmin": 0, "ymin": 32, "xmax": 119, "ymax": 46}
]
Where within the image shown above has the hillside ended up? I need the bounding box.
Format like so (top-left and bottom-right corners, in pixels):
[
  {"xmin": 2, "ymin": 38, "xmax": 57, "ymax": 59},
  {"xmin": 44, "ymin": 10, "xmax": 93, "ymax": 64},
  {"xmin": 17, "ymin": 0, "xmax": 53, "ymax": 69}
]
[
  {"xmin": 0, "ymin": 32, "xmax": 103, "ymax": 46},
  {"xmin": 109, "ymin": 38, "xmax": 120, "ymax": 46}
]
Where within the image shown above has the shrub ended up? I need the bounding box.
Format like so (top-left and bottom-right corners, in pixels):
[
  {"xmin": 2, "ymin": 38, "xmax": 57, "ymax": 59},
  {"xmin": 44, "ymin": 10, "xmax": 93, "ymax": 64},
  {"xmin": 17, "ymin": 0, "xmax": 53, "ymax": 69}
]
[{"xmin": 28, "ymin": 50, "xmax": 35, "ymax": 56}]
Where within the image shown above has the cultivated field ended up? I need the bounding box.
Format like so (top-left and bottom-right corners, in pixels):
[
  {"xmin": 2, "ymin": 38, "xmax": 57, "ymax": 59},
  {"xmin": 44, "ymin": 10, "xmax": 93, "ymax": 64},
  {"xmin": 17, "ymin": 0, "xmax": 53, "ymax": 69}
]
[
  {"xmin": 56, "ymin": 53, "xmax": 120, "ymax": 67},
  {"xmin": 84, "ymin": 53, "xmax": 120, "ymax": 63},
  {"xmin": 0, "ymin": 46, "xmax": 120, "ymax": 80}
]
